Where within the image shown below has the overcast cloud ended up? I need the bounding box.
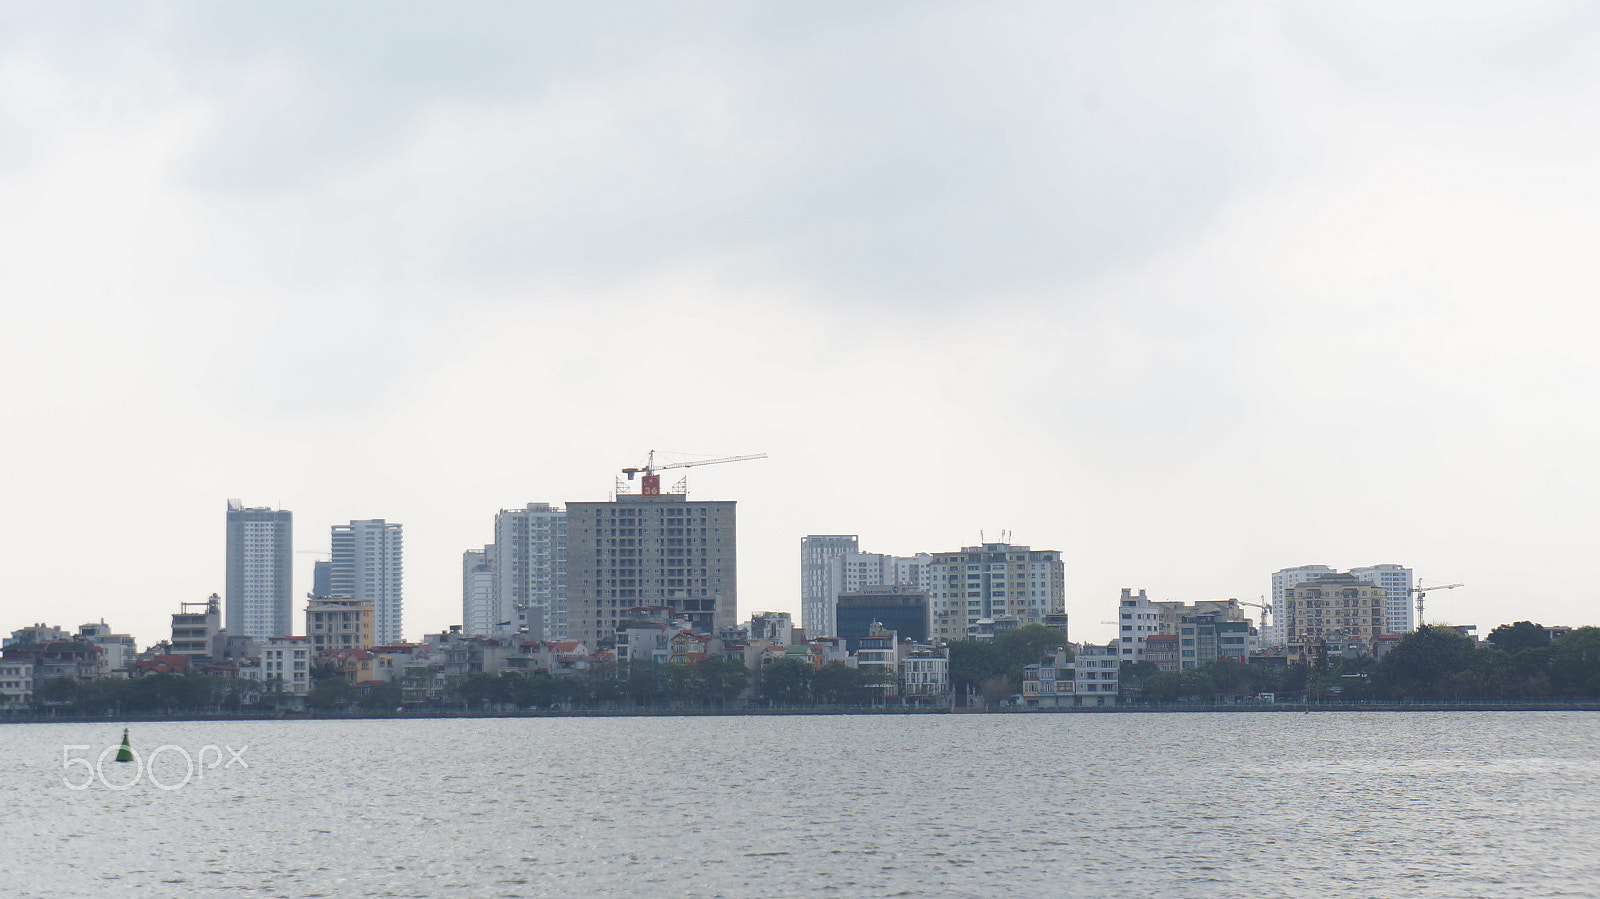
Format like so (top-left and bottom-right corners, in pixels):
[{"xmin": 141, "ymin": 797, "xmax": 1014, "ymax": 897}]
[{"xmin": 2, "ymin": 1, "xmax": 1598, "ymax": 647}]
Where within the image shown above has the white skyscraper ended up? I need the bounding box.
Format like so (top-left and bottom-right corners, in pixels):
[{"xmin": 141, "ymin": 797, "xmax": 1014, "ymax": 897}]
[
  {"xmin": 1349, "ymin": 563, "xmax": 1415, "ymax": 634},
  {"xmin": 225, "ymin": 500, "xmax": 293, "ymax": 640},
  {"xmin": 801, "ymin": 535, "xmax": 859, "ymax": 639},
  {"xmin": 492, "ymin": 503, "xmax": 568, "ymax": 641},
  {"xmin": 331, "ymin": 519, "xmax": 404, "ymax": 645},
  {"xmin": 462, "ymin": 546, "xmax": 496, "ymax": 637}
]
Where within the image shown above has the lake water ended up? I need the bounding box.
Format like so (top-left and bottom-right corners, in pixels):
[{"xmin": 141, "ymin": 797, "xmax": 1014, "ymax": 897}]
[{"xmin": 2, "ymin": 712, "xmax": 1598, "ymax": 898}]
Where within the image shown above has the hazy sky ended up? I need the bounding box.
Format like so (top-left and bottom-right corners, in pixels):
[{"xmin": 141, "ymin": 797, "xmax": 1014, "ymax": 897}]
[{"xmin": 3, "ymin": 2, "xmax": 1598, "ymax": 648}]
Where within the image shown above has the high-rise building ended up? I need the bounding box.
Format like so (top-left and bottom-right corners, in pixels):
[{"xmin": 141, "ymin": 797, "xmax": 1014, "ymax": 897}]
[
  {"xmin": 801, "ymin": 535, "xmax": 858, "ymax": 639},
  {"xmin": 566, "ymin": 492, "xmax": 736, "ymax": 647},
  {"xmin": 928, "ymin": 541, "xmax": 1066, "ymax": 640},
  {"xmin": 493, "ymin": 503, "xmax": 568, "ymax": 640},
  {"xmin": 462, "ymin": 546, "xmax": 496, "ymax": 637},
  {"xmin": 1271, "ymin": 564, "xmax": 1414, "ymax": 644},
  {"xmin": 1267, "ymin": 565, "xmax": 1335, "ymax": 647},
  {"xmin": 225, "ymin": 500, "xmax": 293, "ymax": 640},
  {"xmin": 311, "ymin": 559, "xmax": 332, "ymax": 599},
  {"xmin": 1282, "ymin": 572, "xmax": 1387, "ymax": 653},
  {"xmin": 1349, "ymin": 563, "xmax": 1415, "ymax": 635},
  {"xmin": 331, "ymin": 519, "xmax": 404, "ymax": 645}
]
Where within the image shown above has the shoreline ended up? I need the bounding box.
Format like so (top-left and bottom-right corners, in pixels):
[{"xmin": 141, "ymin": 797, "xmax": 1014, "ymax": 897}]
[{"xmin": 5, "ymin": 701, "xmax": 1600, "ymax": 723}]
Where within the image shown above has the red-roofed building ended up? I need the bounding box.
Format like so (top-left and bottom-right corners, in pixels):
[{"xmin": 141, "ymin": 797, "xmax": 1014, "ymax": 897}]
[{"xmin": 134, "ymin": 655, "xmax": 192, "ymax": 676}]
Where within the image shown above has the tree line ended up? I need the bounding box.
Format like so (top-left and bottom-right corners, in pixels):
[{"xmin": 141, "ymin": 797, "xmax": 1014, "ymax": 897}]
[{"xmin": 1118, "ymin": 623, "xmax": 1600, "ymax": 703}]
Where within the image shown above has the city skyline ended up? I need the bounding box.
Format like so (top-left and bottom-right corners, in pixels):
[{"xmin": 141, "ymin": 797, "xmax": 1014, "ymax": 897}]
[{"xmin": 4, "ymin": 4, "xmax": 1597, "ymax": 650}]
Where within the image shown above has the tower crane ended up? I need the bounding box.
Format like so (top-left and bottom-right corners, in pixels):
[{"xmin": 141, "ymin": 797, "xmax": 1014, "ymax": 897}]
[
  {"xmin": 1232, "ymin": 597, "xmax": 1273, "ymax": 626},
  {"xmin": 621, "ymin": 450, "xmax": 767, "ymax": 496},
  {"xmin": 1412, "ymin": 581, "xmax": 1464, "ymax": 626}
]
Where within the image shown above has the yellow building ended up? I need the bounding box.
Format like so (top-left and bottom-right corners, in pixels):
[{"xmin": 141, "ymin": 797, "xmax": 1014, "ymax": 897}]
[
  {"xmin": 306, "ymin": 597, "xmax": 375, "ymax": 652},
  {"xmin": 1282, "ymin": 573, "xmax": 1385, "ymax": 652}
]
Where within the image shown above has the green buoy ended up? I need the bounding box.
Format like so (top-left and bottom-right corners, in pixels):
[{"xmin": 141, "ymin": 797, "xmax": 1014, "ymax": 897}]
[{"xmin": 115, "ymin": 727, "xmax": 134, "ymax": 763}]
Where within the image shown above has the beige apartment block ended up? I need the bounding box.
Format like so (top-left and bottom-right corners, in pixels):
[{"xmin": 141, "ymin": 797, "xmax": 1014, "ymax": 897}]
[
  {"xmin": 306, "ymin": 597, "xmax": 375, "ymax": 652},
  {"xmin": 928, "ymin": 542, "xmax": 1065, "ymax": 640},
  {"xmin": 1282, "ymin": 572, "xmax": 1386, "ymax": 652}
]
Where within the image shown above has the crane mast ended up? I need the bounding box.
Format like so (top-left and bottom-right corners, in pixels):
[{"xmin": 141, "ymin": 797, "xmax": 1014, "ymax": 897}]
[
  {"xmin": 621, "ymin": 450, "xmax": 767, "ymax": 496},
  {"xmin": 1412, "ymin": 582, "xmax": 1464, "ymax": 626}
]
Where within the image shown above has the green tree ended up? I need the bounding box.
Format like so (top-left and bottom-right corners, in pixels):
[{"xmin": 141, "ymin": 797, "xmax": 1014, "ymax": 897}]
[
  {"xmin": 1264, "ymin": 662, "xmax": 1302, "ymax": 696},
  {"xmin": 307, "ymin": 676, "xmax": 357, "ymax": 710},
  {"xmin": 621, "ymin": 660, "xmax": 667, "ymax": 706},
  {"xmin": 580, "ymin": 662, "xmax": 626, "ymax": 707},
  {"xmin": 359, "ymin": 681, "xmax": 403, "ymax": 711},
  {"xmin": 812, "ymin": 662, "xmax": 875, "ymax": 705},
  {"xmin": 453, "ymin": 672, "xmax": 516, "ymax": 708},
  {"xmin": 1143, "ymin": 672, "xmax": 1181, "ymax": 703},
  {"xmin": 994, "ymin": 626, "xmax": 1070, "ymax": 681},
  {"xmin": 1205, "ymin": 659, "xmax": 1257, "ymax": 698},
  {"xmin": 1549, "ymin": 627, "xmax": 1600, "ymax": 696},
  {"xmin": 31, "ymin": 677, "xmax": 80, "ymax": 712},
  {"xmin": 1176, "ymin": 670, "xmax": 1216, "ymax": 701},
  {"xmin": 1487, "ymin": 621, "xmax": 1550, "ymax": 656},
  {"xmin": 979, "ymin": 676, "xmax": 1014, "ymax": 705},
  {"xmin": 512, "ymin": 673, "xmax": 566, "ymax": 708},
  {"xmin": 695, "ymin": 655, "xmax": 750, "ymax": 705},
  {"xmin": 758, "ymin": 658, "xmax": 813, "ymax": 705},
  {"xmin": 948, "ymin": 640, "xmax": 1007, "ymax": 703},
  {"xmin": 1117, "ymin": 660, "xmax": 1161, "ymax": 703},
  {"xmin": 1371, "ymin": 625, "xmax": 1477, "ymax": 700}
]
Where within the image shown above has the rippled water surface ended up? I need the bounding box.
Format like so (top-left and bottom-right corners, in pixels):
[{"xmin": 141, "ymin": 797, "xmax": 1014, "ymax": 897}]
[{"xmin": 3, "ymin": 712, "xmax": 1598, "ymax": 898}]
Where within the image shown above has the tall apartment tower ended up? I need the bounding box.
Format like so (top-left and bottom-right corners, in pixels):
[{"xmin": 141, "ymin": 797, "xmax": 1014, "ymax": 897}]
[
  {"xmin": 1268, "ymin": 565, "xmax": 1335, "ymax": 648},
  {"xmin": 311, "ymin": 559, "xmax": 332, "ymax": 599},
  {"xmin": 1271, "ymin": 563, "xmax": 1414, "ymax": 644},
  {"xmin": 462, "ymin": 546, "xmax": 496, "ymax": 638},
  {"xmin": 331, "ymin": 519, "xmax": 404, "ymax": 645},
  {"xmin": 566, "ymin": 492, "xmax": 736, "ymax": 648},
  {"xmin": 800, "ymin": 535, "xmax": 859, "ymax": 639},
  {"xmin": 927, "ymin": 541, "xmax": 1066, "ymax": 640},
  {"xmin": 492, "ymin": 503, "xmax": 569, "ymax": 641},
  {"xmin": 225, "ymin": 500, "xmax": 294, "ymax": 640},
  {"xmin": 1349, "ymin": 564, "xmax": 1415, "ymax": 635},
  {"xmin": 1282, "ymin": 572, "xmax": 1387, "ymax": 652}
]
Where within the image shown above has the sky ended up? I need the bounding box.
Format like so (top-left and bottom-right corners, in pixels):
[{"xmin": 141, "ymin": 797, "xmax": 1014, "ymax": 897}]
[{"xmin": 3, "ymin": 1, "xmax": 1598, "ymax": 649}]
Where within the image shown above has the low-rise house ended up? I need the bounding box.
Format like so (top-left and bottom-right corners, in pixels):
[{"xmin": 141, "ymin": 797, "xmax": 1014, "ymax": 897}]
[
  {"xmin": 855, "ymin": 626, "xmax": 899, "ymax": 700},
  {"xmin": 244, "ymin": 636, "xmax": 313, "ymax": 696},
  {"xmin": 3, "ymin": 640, "xmax": 104, "ymax": 684},
  {"xmin": 78, "ymin": 622, "xmax": 137, "ymax": 676},
  {"xmin": 899, "ymin": 649, "xmax": 948, "ymax": 703},
  {"xmin": 1145, "ymin": 634, "xmax": 1180, "ymax": 672},
  {"xmin": 669, "ymin": 630, "xmax": 710, "ymax": 666},
  {"xmin": 513, "ymin": 640, "xmax": 593, "ymax": 676},
  {"xmin": 133, "ymin": 655, "xmax": 192, "ymax": 676},
  {"xmin": 171, "ymin": 595, "xmax": 223, "ymax": 657},
  {"xmin": 3, "ymin": 623, "xmax": 74, "ymax": 647},
  {"xmin": 0, "ymin": 658, "xmax": 33, "ymax": 707},
  {"xmin": 1021, "ymin": 648, "xmax": 1075, "ymax": 708},
  {"xmin": 1074, "ymin": 642, "xmax": 1120, "ymax": 707}
]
